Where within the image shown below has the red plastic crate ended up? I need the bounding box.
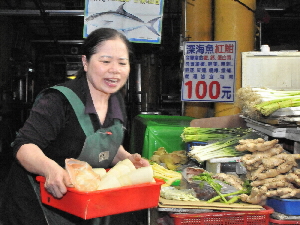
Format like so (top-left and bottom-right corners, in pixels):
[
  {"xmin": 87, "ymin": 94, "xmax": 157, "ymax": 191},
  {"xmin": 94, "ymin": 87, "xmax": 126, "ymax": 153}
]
[
  {"xmin": 169, "ymin": 206, "xmax": 273, "ymax": 225},
  {"xmin": 36, "ymin": 176, "xmax": 164, "ymax": 219},
  {"xmin": 270, "ymin": 218, "xmax": 300, "ymax": 224}
]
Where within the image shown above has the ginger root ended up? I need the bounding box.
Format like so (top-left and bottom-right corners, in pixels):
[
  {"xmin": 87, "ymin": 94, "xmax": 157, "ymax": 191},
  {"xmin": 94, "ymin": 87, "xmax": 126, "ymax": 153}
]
[
  {"xmin": 285, "ymin": 173, "xmax": 300, "ymax": 187},
  {"xmin": 241, "ymin": 144, "xmax": 283, "ymax": 167},
  {"xmin": 240, "ymin": 186, "xmax": 268, "ymax": 205},
  {"xmin": 213, "ymin": 173, "xmax": 244, "ymax": 190},
  {"xmin": 266, "ymin": 187, "xmax": 300, "ymax": 199},
  {"xmin": 251, "ymin": 175, "xmax": 286, "ymax": 187},
  {"xmin": 237, "ymin": 138, "xmax": 300, "ymax": 205},
  {"xmin": 150, "ymin": 147, "xmax": 188, "ymax": 170},
  {"xmin": 236, "ymin": 138, "xmax": 278, "ymax": 152}
]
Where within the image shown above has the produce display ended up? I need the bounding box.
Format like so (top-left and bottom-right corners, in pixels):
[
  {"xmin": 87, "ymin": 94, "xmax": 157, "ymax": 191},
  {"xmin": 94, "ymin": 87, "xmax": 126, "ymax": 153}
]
[
  {"xmin": 235, "ymin": 138, "xmax": 300, "ymax": 205},
  {"xmin": 154, "ymin": 135, "xmax": 300, "ymax": 208},
  {"xmin": 65, "ymin": 158, "xmax": 154, "ymax": 192},
  {"xmin": 235, "ymin": 86, "xmax": 300, "ymax": 119},
  {"xmin": 66, "ymin": 131, "xmax": 300, "ymax": 211}
]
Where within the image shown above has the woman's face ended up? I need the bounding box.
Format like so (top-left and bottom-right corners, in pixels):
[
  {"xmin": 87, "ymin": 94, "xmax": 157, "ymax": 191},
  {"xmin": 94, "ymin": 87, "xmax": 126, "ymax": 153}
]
[{"xmin": 82, "ymin": 38, "xmax": 130, "ymax": 95}]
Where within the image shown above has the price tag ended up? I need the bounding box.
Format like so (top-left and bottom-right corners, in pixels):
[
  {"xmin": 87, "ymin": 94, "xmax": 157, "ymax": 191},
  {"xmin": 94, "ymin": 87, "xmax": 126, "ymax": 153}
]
[{"xmin": 181, "ymin": 41, "xmax": 237, "ymax": 102}]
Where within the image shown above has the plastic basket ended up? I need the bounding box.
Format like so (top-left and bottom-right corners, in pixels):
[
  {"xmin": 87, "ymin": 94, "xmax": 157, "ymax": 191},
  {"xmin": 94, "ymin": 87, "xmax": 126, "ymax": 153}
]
[
  {"xmin": 267, "ymin": 198, "xmax": 300, "ymax": 216},
  {"xmin": 36, "ymin": 176, "xmax": 164, "ymax": 220},
  {"xmin": 169, "ymin": 206, "xmax": 273, "ymax": 225},
  {"xmin": 269, "ymin": 218, "xmax": 300, "ymax": 224}
]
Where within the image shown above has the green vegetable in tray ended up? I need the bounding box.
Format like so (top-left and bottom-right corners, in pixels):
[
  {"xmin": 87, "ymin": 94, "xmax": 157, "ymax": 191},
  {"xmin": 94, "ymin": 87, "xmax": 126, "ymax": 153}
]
[
  {"xmin": 193, "ymin": 173, "xmax": 252, "ymax": 204},
  {"xmin": 181, "ymin": 127, "xmax": 250, "ymax": 143},
  {"xmin": 236, "ymin": 87, "xmax": 300, "ymax": 118},
  {"xmin": 188, "ymin": 137, "xmax": 243, "ymax": 162},
  {"xmin": 193, "ymin": 172, "xmax": 228, "ymax": 203},
  {"xmin": 187, "ymin": 131, "xmax": 260, "ymax": 163}
]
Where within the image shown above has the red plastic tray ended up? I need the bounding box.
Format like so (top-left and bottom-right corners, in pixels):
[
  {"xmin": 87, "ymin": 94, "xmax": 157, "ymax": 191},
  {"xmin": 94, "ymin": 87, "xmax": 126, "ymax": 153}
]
[
  {"xmin": 270, "ymin": 218, "xmax": 300, "ymax": 224},
  {"xmin": 169, "ymin": 206, "xmax": 274, "ymax": 225},
  {"xmin": 36, "ymin": 176, "xmax": 164, "ymax": 219}
]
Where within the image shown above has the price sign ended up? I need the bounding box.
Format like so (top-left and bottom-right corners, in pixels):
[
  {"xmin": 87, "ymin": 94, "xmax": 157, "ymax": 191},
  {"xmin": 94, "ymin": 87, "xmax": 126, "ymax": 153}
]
[{"xmin": 181, "ymin": 41, "xmax": 237, "ymax": 102}]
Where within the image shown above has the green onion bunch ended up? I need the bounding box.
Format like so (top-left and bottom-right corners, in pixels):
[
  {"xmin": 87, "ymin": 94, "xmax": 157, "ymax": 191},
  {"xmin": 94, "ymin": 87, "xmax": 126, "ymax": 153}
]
[
  {"xmin": 187, "ymin": 131, "xmax": 260, "ymax": 162},
  {"xmin": 181, "ymin": 127, "xmax": 250, "ymax": 143},
  {"xmin": 235, "ymin": 87, "xmax": 300, "ymax": 119}
]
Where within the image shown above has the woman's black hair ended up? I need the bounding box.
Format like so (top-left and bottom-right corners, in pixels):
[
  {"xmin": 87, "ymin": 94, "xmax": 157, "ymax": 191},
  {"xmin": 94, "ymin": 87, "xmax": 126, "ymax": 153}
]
[{"xmin": 76, "ymin": 28, "xmax": 133, "ymax": 78}]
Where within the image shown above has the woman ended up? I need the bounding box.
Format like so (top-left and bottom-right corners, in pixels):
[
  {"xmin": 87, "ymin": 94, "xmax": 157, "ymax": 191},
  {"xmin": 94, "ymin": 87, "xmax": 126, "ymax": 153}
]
[{"xmin": 1, "ymin": 28, "xmax": 149, "ymax": 225}]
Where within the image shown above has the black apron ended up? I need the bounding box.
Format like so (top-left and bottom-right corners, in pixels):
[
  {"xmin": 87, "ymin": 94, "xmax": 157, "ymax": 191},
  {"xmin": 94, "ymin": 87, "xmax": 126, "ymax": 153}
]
[{"xmin": 29, "ymin": 86, "xmax": 124, "ymax": 224}]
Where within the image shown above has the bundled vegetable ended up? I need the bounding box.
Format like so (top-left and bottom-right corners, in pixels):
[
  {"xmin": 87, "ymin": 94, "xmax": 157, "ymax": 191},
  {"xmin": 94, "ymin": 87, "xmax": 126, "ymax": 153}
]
[
  {"xmin": 187, "ymin": 130, "xmax": 260, "ymax": 163},
  {"xmin": 235, "ymin": 87, "xmax": 300, "ymax": 119},
  {"xmin": 236, "ymin": 138, "xmax": 300, "ymax": 205},
  {"xmin": 181, "ymin": 127, "xmax": 250, "ymax": 143},
  {"xmin": 188, "ymin": 137, "xmax": 244, "ymax": 162},
  {"xmin": 151, "ymin": 162, "xmax": 182, "ymax": 186}
]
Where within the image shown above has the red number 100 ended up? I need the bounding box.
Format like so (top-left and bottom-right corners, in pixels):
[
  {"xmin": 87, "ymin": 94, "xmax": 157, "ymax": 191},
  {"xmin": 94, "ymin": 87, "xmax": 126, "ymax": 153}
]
[{"xmin": 185, "ymin": 81, "xmax": 220, "ymax": 99}]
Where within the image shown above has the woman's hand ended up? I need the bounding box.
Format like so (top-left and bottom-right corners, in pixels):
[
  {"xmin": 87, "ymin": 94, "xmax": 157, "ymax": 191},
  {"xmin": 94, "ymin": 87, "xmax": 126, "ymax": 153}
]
[
  {"xmin": 44, "ymin": 165, "xmax": 74, "ymax": 199},
  {"xmin": 112, "ymin": 145, "xmax": 150, "ymax": 168},
  {"xmin": 16, "ymin": 143, "xmax": 73, "ymax": 199},
  {"xmin": 127, "ymin": 153, "xmax": 150, "ymax": 168}
]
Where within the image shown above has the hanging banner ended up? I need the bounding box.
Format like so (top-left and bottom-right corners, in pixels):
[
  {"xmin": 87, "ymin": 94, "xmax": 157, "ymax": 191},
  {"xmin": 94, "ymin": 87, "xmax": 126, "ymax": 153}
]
[
  {"xmin": 181, "ymin": 41, "xmax": 237, "ymax": 103},
  {"xmin": 83, "ymin": 0, "xmax": 164, "ymax": 44}
]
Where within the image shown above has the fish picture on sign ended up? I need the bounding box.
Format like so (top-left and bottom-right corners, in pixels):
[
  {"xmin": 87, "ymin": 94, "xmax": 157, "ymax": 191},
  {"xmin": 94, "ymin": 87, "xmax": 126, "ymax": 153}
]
[{"xmin": 84, "ymin": 1, "xmax": 164, "ymax": 44}]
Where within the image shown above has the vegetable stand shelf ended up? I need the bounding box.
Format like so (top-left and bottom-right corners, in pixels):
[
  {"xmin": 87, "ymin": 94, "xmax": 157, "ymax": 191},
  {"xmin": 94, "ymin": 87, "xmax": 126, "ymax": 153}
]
[
  {"xmin": 243, "ymin": 116, "xmax": 300, "ymax": 154},
  {"xmin": 129, "ymin": 115, "xmax": 194, "ymax": 159}
]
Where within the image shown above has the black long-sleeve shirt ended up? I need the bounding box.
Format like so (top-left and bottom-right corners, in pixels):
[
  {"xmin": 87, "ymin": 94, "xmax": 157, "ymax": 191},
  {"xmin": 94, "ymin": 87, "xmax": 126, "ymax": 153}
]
[
  {"xmin": 12, "ymin": 75, "xmax": 125, "ymax": 166},
  {"xmin": 1, "ymin": 75, "xmax": 126, "ymax": 225}
]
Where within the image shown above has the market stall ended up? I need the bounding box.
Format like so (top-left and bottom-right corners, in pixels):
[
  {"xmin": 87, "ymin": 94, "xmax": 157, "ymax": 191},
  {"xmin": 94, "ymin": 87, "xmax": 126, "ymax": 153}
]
[
  {"xmin": 33, "ymin": 112, "xmax": 300, "ymax": 224},
  {"xmin": 33, "ymin": 51, "xmax": 300, "ymax": 224},
  {"xmin": 145, "ymin": 52, "xmax": 300, "ymax": 224}
]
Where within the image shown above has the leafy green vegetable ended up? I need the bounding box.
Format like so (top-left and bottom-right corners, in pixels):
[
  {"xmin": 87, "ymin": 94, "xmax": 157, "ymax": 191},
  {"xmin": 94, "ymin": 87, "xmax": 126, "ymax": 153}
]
[
  {"xmin": 206, "ymin": 179, "xmax": 252, "ymax": 204},
  {"xmin": 181, "ymin": 127, "xmax": 250, "ymax": 143},
  {"xmin": 193, "ymin": 172, "xmax": 228, "ymax": 203},
  {"xmin": 236, "ymin": 87, "xmax": 300, "ymax": 117},
  {"xmin": 188, "ymin": 131, "xmax": 260, "ymax": 162}
]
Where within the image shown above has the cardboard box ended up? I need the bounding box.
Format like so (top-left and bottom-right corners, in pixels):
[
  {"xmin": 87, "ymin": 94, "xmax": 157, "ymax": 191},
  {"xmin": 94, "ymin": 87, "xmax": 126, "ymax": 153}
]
[{"xmin": 190, "ymin": 114, "xmax": 247, "ymax": 128}]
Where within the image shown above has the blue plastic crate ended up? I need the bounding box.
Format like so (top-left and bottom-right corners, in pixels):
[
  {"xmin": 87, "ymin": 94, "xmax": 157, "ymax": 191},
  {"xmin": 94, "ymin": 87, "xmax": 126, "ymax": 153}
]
[
  {"xmin": 185, "ymin": 141, "xmax": 207, "ymax": 152},
  {"xmin": 267, "ymin": 198, "xmax": 300, "ymax": 216}
]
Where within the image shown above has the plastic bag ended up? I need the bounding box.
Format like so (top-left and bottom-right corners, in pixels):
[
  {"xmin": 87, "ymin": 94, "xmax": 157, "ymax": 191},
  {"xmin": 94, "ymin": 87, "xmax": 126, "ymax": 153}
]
[{"xmin": 65, "ymin": 158, "xmax": 101, "ymax": 192}]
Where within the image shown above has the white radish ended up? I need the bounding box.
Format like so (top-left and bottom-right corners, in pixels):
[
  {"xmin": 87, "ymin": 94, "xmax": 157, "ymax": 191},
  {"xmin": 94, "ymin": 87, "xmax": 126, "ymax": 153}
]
[
  {"xmin": 97, "ymin": 175, "xmax": 122, "ymax": 190},
  {"xmin": 92, "ymin": 168, "xmax": 107, "ymax": 178},
  {"xmin": 119, "ymin": 166, "xmax": 154, "ymax": 187}
]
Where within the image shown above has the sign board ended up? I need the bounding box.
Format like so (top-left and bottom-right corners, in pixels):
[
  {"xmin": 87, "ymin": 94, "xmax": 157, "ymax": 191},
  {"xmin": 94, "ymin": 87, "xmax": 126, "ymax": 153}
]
[
  {"xmin": 84, "ymin": 0, "xmax": 164, "ymax": 44},
  {"xmin": 181, "ymin": 41, "xmax": 237, "ymax": 102}
]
